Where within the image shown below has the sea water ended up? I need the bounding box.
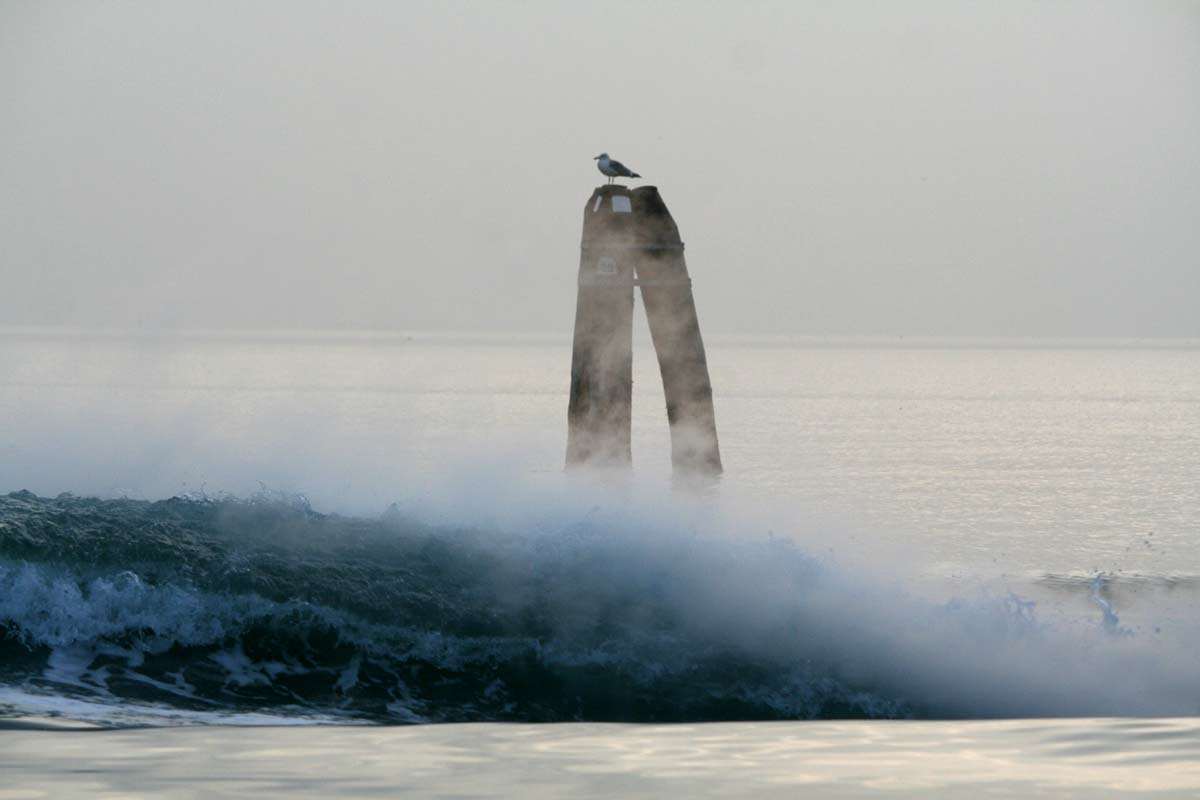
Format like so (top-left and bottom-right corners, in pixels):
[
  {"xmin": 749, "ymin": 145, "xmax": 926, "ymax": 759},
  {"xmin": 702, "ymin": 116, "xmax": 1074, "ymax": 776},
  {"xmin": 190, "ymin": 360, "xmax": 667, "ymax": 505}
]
[{"xmin": 1, "ymin": 330, "xmax": 1199, "ymax": 796}]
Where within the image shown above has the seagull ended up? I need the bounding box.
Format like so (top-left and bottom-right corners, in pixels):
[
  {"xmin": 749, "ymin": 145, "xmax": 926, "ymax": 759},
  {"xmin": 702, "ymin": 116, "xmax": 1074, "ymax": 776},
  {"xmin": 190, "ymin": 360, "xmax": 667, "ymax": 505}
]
[{"xmin": 594, "ymin": 153, "xmax": 641, "ymax": 184}]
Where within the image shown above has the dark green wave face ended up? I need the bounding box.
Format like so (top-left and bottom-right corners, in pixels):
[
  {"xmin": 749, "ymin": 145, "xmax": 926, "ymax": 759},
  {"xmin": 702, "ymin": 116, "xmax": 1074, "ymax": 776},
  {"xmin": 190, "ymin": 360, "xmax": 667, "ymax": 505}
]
[{"xmin": 0, "ymin": 491, "xmax": 901, "ymax": 724}]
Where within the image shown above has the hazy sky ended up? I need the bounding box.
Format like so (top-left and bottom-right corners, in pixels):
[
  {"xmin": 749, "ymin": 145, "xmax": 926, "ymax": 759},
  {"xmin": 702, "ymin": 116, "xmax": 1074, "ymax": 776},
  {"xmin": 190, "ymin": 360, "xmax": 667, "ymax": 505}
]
[{"xmin": 2, "ymin": 1, "xmax": 1197, "ymax": 337}]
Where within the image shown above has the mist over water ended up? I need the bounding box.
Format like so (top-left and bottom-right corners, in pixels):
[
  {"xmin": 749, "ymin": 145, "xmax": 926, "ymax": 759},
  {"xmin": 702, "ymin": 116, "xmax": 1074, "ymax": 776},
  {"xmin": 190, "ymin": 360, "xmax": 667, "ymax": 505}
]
[
  {"xmin": 3, "ymin": 331, "xmax": 1198, "ymax": 574},
  {"xmin": 3, "ymin": 465, "xmax": 1199, "ymax": 724},
  {"xmin": 3, "ymin": 332, "xmax": 1200, "ymax": 725}
]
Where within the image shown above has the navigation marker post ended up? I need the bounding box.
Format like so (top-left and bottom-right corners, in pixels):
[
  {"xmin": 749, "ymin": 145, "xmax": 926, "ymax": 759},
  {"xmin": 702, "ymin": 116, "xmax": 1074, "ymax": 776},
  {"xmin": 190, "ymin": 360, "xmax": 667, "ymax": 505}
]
[{"xmin": 566, "ymin": 184, "xmax": 722, "ymax": 475}]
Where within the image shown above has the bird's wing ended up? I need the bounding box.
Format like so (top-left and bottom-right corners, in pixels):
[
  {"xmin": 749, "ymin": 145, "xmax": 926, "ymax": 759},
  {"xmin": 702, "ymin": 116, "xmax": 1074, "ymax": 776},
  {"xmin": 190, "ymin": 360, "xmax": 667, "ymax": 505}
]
[{"xmin": 608, "ymin": 159, "xmax": 636, "ymax": 177}]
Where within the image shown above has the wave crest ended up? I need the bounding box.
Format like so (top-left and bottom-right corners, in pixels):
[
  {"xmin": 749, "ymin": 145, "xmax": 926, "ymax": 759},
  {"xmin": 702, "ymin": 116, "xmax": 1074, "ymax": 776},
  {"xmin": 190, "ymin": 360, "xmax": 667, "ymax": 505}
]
[{"xmin": 1, "ymin": 490, "xmax": 1197, "ymax": 725}]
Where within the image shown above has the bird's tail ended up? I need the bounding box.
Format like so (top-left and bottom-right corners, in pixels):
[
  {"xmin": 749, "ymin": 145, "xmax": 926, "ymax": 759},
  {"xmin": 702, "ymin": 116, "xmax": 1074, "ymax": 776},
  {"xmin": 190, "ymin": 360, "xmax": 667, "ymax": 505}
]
[{"xmin": 631, "ymin": 172, "xmax": 641, "ymax": 178}]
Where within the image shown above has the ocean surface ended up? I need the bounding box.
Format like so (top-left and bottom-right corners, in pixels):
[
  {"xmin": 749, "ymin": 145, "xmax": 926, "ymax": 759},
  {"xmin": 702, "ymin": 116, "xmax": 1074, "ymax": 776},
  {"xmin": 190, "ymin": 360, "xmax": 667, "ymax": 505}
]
[{"xmin": 2, "ymin": 330, "xmax": 1199, "ymax": 795}]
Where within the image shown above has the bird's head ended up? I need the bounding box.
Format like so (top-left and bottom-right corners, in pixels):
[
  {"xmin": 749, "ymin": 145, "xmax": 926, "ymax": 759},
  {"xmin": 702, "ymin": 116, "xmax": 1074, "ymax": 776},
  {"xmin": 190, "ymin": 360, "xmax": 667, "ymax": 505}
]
[{"xmin": 593, "ymin": 153, "xmax": 608, "ymax": 160}]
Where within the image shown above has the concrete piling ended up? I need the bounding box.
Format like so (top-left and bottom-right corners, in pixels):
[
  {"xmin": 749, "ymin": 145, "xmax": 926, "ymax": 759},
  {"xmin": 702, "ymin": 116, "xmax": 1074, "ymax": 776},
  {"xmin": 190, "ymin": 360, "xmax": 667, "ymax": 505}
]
[
  {"xmin": 566, "ymin": 185, "xmax": 637, "ymax": 467},
  {"xmin": 566, "ymin": 184, "xmax": 721, "ymax": 475},
  {"xmin": 631, "ymin": 187, "xmax": 722, "ymax": 475}
]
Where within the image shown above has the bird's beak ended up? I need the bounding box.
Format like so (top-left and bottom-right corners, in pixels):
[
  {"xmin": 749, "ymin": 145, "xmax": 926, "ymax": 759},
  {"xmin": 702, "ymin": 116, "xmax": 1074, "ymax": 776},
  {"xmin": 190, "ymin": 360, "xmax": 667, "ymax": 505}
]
[{"xmin": 593, "ymin": 155, "xmax": 601, "ymax": 160}]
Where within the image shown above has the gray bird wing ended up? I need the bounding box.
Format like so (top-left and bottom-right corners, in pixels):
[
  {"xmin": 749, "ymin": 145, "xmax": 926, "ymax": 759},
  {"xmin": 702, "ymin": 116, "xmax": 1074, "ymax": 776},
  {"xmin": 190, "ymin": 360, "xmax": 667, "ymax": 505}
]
[{"xmin": 608, "ymin": 159, "xmax": 636, "ymax": 177}]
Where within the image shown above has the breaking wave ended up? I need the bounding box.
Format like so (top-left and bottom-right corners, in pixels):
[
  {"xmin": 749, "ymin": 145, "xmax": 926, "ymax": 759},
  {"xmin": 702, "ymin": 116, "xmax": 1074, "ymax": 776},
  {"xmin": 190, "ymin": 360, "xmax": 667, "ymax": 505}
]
[{"xmin": 1, "ymin": 489, "xmax": 1197, "ymax": 727}]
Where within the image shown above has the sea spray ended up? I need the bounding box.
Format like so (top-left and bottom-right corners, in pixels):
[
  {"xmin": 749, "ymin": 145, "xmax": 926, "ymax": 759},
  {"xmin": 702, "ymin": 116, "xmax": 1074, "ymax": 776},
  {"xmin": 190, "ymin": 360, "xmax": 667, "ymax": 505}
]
[{"xmin": 1, "ymin": 489, "xmax": 1198, "ymax": 725}]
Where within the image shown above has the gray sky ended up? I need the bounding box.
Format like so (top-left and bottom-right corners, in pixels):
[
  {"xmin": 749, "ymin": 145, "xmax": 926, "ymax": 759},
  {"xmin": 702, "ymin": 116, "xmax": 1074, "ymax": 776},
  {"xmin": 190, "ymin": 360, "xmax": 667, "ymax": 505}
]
[{"xmin": 2, "ymin": 1, "xmax": 1197, "ymax": 337}]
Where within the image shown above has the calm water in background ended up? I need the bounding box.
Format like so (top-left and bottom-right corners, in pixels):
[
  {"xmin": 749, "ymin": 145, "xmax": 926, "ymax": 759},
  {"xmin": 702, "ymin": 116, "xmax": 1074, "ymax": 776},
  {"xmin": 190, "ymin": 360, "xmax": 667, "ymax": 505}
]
[{"xmin": 2, "ymin": 330, "xmax": 1200, "ymax": 796}]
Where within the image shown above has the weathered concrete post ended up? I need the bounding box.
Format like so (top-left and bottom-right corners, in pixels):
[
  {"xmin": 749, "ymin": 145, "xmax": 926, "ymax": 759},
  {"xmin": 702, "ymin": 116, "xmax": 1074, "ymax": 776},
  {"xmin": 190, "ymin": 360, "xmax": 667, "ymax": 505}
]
[
  {"xmin": 632, "ymin": 187, "xmax": 722, "ymax": 475},
  {"xmin": 566, "ymin": 185, "xmax": 636, "ymax": 467},
  {"xmin": 566, "ymin": 184, "xmax": 721, "ymax": 475}
]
